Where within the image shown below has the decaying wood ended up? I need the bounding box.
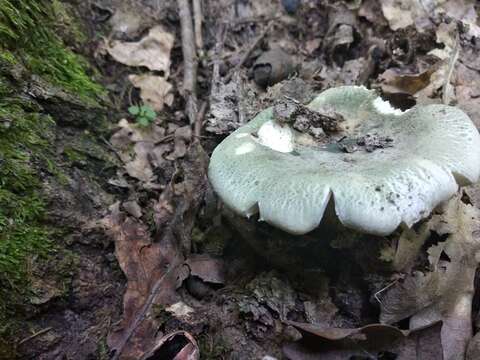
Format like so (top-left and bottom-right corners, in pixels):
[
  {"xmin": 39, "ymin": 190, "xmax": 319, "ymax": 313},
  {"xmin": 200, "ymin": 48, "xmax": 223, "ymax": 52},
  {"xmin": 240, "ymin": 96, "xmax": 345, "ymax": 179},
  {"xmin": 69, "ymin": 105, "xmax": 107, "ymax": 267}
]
[
  {"xmin": 177, "ymin": 0, "xmax": 198, "ymax": 125},
  {"xmin": 193, "ymin": 0, "xmax": 204, "ymax": 58}
]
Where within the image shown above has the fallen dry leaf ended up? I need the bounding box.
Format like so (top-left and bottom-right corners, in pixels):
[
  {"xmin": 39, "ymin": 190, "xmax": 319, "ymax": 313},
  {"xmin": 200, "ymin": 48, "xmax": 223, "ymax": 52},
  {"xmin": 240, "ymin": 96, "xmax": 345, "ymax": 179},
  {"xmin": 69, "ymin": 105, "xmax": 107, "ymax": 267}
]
[
  {"xmin": 380, "ymin": 0, "xmax": 429, "ymax": 32},
  {"xmin": 103, "ymin": 203, "xmax": 185, "ymax": 359},
  {"xmin": 165, "ymin": 125, "xmax": 192, "ymax": 161},
  {"xmin": 122, "ymin": 200, "xmax": 142, "ymax": 218},
  {"xmin": 379, "ymin": 66, "xmax": 439, "ymax": 96},
  {"xmin": 442, "ymin": 0, "xmax": 480, "ymax": 38},
  {"xmin": 389, "ymin": 322, "xmax": 443, "ymax": 360},
  {"xmin": 323, "ymin": 7, "xmax": 357, "ymax": 66},
  {"xmin": 380, "ymin": 195, "xmax": 480, "ymax": 360},
  {"xmin": 140, "ymin": 331, "xmax": 199, "ymax": 360},
  {"xmin": 109, "ymin": 8, "xmax": 146, "ymax": 38},
  {"xmin": 106, "ymin": 25, "xmax": 174, "ymax": 75},
  {"xmin": 124, "ymin": 142, "xmax": 155, "ymax": 182},
  {"xmin": 467, "ymin": 331, "xmax": 480, "ymax": 360},
  {"xmin": 454, "ymin": 63, "xmax": 480, "ymax": 128},
  {"xmin": 283, "ymin": 321, "xmax": 408, "ymax": 359},
  {"xmin": 109, "ymin": 119, "xmax": 169, "ymax": 185},
  {"xmin": 110, "ymin": 119, "xmax": 166, "ymax": 150},
  {"xmin": 165, "ymin": 301, "xmax": 195, "ymax": 318},
  {"xmin": 380, "ymin": 0, "xmax": 480, "ymax": 38},
  {"xmin": 392, "ymin": 224, "xmax": 430, "ymax": 272},
  {"xmin": 129, "ymin": 74, "xmax": 174, "ymax": 112},
  {"xmin": 103, "ymin": 142, "xmax": 208, "ymax": 360},
  {"xmin": 185, "ymin": 254, "xmax": 225, "ymax": 285}
]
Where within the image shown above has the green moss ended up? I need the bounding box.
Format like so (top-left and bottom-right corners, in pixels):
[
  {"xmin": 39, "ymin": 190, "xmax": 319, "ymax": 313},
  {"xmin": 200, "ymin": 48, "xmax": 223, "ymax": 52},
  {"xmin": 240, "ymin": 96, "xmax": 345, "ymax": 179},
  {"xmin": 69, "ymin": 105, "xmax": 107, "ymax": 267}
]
[
  {"xmin": 0, "ymin": 103, "xmax": 56, "ymax": 320},
  {"xmin": 63, "ymin": 146, "xmax": 87, "ymax": 163},
  {"xmin": 0, "ymin": 0, "xmax": 110, "ymax": 353},
  {"xmin": 51, "ymin": 0, "xmax": 87, "ymax": 45},
  {"xmin": 0, "ymin": 0, "xmax": 104, "ymax": 102},
  {"xmin": 96, "ymin": 338, "xmax": 110, "ymax": 360}
]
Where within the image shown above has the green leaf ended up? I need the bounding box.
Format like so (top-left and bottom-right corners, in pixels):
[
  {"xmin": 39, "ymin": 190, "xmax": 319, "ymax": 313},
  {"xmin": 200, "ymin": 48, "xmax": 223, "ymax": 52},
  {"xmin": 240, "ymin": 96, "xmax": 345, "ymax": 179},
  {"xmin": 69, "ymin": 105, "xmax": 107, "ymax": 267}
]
[
  {"xmin": 137, "ymin": 117, "xmax": 150, "ymax": 127},
  {"xmin": 143, "ymin": 106, "xmax": 157, "ymax": 120},
  {"xmin": 128, "ymin": 106, "xmax": 140, "ymax": 115}
]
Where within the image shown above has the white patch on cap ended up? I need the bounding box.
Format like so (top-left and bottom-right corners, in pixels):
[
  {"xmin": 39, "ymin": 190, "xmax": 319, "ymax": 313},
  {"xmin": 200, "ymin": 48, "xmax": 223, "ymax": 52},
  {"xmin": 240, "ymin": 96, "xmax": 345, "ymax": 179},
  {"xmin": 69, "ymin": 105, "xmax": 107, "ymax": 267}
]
[
  {"xmin": 373, "ymin": 97, "xmax": 406, "ymax": 116},
  {"xmin": 235, "ymin": 142, "xmax": 256, "ymax": 155},
  {"xmin": 256, "ymin": 120, "xmax": 294, "ymax": 153}
]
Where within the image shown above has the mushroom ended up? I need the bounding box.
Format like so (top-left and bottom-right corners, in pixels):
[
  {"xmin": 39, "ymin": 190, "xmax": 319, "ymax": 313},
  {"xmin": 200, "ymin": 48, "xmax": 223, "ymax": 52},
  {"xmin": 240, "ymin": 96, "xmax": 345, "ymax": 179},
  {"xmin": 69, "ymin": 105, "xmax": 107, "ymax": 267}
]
[{"xmin": 208, "ymin": 86, "xmax": 480, "ymax": 236}]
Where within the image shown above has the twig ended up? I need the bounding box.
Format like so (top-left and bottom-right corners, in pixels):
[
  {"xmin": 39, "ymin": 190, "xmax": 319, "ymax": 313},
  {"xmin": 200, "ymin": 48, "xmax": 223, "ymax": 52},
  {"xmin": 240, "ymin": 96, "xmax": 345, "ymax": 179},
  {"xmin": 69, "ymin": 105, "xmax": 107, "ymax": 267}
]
[
  {"xmin": 236, "ymin": 72, "xmax": 246, "ymax": 125},
  {"xmin": 373, "ymin": 279, "xmax": 398, "ymax": 306},
  {"xmin": 177, "ymin": 0, "xmax": 198, "ymax": 125},
  {"xmin": 192, "ymin": 0, "xmax": 204, "ymax": 58},
  {"xmin": 442, "ymin": 32, "xmax": 460, "ymax": 105},
  {"xmin": 224, "ymin": 21, "xmax": 273, "ymax": 82},
  {"xmin": 228, "ymin": 15, "xmax": 280, "ymax": 27},
  {"xmin": 18, "ymin": 327, "xmax": 53, "ymax": 345},
  {"xmin": 211, "ymin": 23, "xmax": 227, "ymax": 90},
  {"xmin": 194, "ymin": 101, "xmax": 208, "ymax": 137},
  {"xmin": 100, "ymin": 136, "xmax": 126, "ymax": 164}
]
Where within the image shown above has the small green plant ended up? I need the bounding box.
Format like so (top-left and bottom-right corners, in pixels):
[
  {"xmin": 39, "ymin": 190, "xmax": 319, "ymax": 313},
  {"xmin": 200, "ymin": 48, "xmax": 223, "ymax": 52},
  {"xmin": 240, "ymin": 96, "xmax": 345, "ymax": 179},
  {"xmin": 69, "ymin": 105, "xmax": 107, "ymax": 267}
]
[{"xmin": 128, "ymin": 104, "xmax": 157, "ymax": 127}]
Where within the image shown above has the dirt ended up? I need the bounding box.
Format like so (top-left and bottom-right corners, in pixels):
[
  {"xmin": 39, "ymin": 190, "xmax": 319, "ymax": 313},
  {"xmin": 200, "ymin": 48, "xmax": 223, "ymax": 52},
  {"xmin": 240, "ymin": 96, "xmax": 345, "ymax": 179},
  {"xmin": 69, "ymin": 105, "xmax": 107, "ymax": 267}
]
[{"xmin": 5, "ymin": 0, "xmax": 480, "ymax": 359}]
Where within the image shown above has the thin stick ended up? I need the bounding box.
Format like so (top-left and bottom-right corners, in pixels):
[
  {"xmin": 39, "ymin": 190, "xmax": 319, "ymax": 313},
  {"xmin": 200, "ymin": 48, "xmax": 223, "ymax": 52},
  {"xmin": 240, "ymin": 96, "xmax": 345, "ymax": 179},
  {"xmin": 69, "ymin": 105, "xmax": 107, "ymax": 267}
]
[
  {"xmin": 373, "ymin": 279, "xmax": 398, "ymax": 306},
  {"xmin": 224, "ymin": 22, "xmax": 273, "ymax": 82},
  {"xmin": 194, "ymin": 101, "xmax": 208, "ymax": 137},
  {"xmin": 177, "ymin": 0, "xmax": 198, "ymax": 125},
  {"xmin": 211, "ymin": 23, "xmax": 227, "ymax": 90},
  {"xmin": 236, "ymin": 72, "xmax": 245, "ymax": 125},
  {"xmin": 18, "ymin": 327, "xmax": 53, "ymax": 345},
  {"xmin": 442, "ymin": 32, "xmax": 460, "ymax": 105},
  {"xmin": 100, "ymin": 136, "xmax": 126, "ymax": 164},
  {"xmin": 192, "ymin": 0, "xmax": 204, "ymax": 58}
]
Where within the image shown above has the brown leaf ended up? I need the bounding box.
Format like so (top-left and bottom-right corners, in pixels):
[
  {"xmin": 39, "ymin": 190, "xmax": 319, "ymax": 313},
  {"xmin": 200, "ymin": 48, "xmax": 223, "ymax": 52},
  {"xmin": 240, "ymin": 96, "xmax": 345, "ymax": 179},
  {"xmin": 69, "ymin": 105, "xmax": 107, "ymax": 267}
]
[
  {"xmin": 379, "ymin": 66, "xmax": 438, "ymax": 96},
  {"xmin": 124, "ymin": 142, "xmax": 155, "ymax": 182},
  {"xmin": 466, "ymin": 331, "xmax": 480, "ymax": 360},
  {"xmin": 390, "ymin": 322, "xmax": 443, "ymax": 360},
  {"xmin": 454, "ymin": 63, "xmax": 480, "ymax": 129},
  {"xmin": 393, "ymin": 224, "xmax": 430, "ymax": 272},
  {"xmin": 287, "ymin": 321, "xmax": 407, "ymax": 344},
  {"xmin": 110, "ymin": 119, "xmax": 166, "ymax": 149},
  {"xmin": 109, "ymin": 8, "xmax": 145, "ymax": 38},
  {"xmin": 283, "ymin": 342, "xmax": 363, "ymax": 360},
  {"xmin": 103, "ymin": 203, "xmax": 184, "ymax": 359},
  {"xmin": 122, "ymin": 200, "xmax": 142, "ymax": 218},
  {"xmin": 140, "ymin": 331, "xmax": 199, "ymax": 360},
  {"xmin": 103, "ymin": 142, "xmax": 209, "ymax": 359},
  {"xmin": 166, "ymin": 126, "xmax": 193, "ymax": 160},
  {"xmin": 380, "ymin": 195, "xmax": 480, "ymax": 360},
  {"xmin": 185, "ymin": 254, "xmax": 225, "ymax": 285},
  {"xmin": 323, "ymin": 7, "xmax": 357, "ymax": 66},
  {"xmin": 129, "ymin": 74, "xmax": 174, "ymax": 112},
  {"xmin": 283, "ymin": 321, "xmax": 408, "ymax": 359},
  {"xmin": 106, "ymin": 26, "xmax": 174, "ymax": 75},
  {"xmin": 109, "ymin": 119, "xmax": 169, "ymax": 184}
]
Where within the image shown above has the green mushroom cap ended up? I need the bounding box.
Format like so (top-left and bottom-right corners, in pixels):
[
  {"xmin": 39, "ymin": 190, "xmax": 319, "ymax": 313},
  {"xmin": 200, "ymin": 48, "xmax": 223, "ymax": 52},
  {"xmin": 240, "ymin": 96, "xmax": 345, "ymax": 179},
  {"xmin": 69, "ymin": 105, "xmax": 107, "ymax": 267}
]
[{"xmin": 208, "ymin": 86, "xmax": 480, "ymax": 236}]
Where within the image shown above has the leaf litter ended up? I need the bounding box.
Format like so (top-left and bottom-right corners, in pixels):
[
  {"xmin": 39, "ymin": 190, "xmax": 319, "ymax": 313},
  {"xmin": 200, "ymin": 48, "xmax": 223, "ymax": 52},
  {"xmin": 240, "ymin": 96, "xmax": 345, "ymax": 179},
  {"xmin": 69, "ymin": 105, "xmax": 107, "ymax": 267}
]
[
  {"xmin": 102, "ymin": 142, "xmax": 208, "ymax": 359},
  {"xmin": 88, "ymin": 0, "xmax": 480, "ymax": 359}
]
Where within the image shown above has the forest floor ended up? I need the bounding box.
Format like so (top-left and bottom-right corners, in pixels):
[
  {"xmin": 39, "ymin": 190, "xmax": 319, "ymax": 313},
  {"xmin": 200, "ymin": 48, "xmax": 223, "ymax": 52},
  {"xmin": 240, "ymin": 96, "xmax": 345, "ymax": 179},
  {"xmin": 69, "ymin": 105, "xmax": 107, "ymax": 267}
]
[{"xmin": 4, "ymin": 0, "xmax": 480, "ymax": 359}]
